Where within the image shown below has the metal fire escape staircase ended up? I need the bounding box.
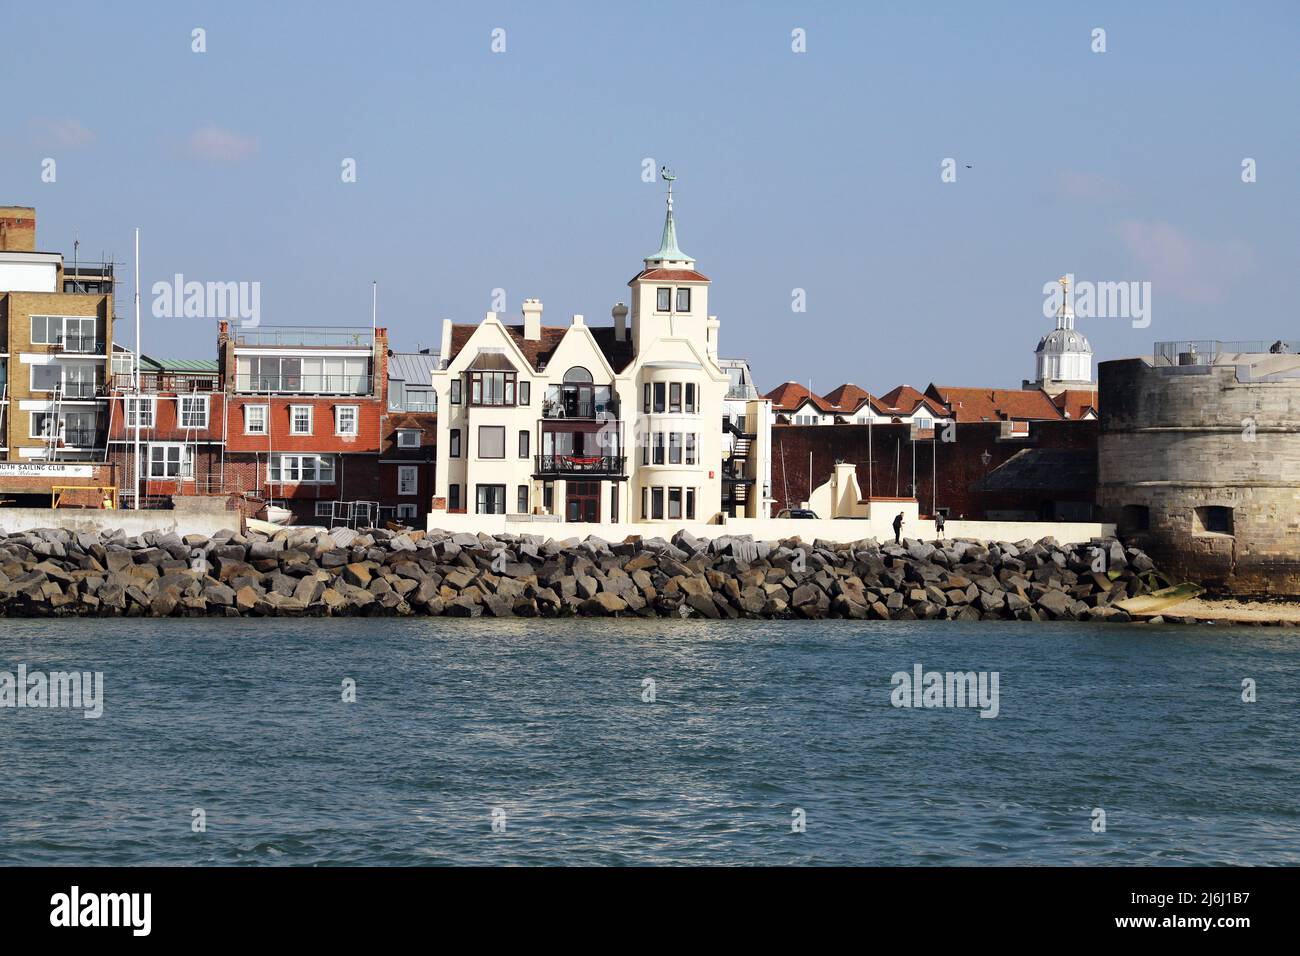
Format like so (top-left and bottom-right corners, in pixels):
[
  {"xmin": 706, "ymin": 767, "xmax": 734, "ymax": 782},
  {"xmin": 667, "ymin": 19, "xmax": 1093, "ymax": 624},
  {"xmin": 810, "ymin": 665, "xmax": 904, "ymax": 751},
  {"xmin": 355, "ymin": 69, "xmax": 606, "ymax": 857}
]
[{"xmin": 722, "ymin": 417, "xmax": 756, "ymax": 513}]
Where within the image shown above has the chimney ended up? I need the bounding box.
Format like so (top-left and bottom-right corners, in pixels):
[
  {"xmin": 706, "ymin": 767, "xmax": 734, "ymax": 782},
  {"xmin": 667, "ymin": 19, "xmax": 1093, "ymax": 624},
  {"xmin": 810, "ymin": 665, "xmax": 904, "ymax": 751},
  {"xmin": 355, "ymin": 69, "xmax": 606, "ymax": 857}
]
[
  {"xmin": 522, "ymin": 298, "xmax": 543, "ymax": 341},
  {"xmin": 0, "ymin": 206, "xmax": 37, "ymax": 252},
  {"xmin": 438, "ymin": 318, "xmax": 452, "ymax": 369},
  {"xmin": 612, "ymin": 302, "xmax": 628, "ymax": 341}
]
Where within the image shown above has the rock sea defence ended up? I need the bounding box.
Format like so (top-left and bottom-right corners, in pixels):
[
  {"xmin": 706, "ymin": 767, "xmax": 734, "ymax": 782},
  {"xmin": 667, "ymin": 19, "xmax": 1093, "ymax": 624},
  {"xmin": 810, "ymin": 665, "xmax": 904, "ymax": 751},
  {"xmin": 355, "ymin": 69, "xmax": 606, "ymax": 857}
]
[{"xmin": 0, "ymin": 526, "xmax": 1169, "ymax": 621}]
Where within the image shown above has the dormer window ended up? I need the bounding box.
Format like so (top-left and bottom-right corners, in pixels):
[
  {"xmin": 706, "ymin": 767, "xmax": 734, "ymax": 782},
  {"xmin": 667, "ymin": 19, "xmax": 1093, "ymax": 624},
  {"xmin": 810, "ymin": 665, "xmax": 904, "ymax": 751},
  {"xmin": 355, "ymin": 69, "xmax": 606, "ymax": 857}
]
[
  {"xmin": 469, "ymin": 370, "xmax": 516, "ymax": 406},
  {"xmin": 465, "ymin": 350, "xmax": 520, "ymax": 406}
]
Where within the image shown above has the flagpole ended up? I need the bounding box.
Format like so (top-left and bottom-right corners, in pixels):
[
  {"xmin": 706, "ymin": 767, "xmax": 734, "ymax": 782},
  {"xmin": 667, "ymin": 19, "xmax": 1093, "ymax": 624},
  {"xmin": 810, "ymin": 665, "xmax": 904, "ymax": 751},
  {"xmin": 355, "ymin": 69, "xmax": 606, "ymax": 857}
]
[{"xmin": 133, "ymin": 227, "xmax": 141, "ymax": 510}]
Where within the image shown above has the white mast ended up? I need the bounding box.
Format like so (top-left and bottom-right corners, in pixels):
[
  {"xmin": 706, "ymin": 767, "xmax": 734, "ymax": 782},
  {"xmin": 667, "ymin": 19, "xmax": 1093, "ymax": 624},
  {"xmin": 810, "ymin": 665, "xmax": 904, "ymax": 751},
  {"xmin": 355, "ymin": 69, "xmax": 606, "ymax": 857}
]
[{"xmin": 133, "ymin": 227, "xmax": 141, "ymax": 510}]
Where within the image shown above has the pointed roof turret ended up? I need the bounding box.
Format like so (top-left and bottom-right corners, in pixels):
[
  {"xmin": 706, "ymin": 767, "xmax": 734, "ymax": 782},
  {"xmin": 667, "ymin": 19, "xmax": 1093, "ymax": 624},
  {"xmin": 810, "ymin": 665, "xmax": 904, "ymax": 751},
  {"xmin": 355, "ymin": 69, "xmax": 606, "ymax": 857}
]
[{"xmin": 645, "ymin": 166, "xmax": 694, "ymax": 267}]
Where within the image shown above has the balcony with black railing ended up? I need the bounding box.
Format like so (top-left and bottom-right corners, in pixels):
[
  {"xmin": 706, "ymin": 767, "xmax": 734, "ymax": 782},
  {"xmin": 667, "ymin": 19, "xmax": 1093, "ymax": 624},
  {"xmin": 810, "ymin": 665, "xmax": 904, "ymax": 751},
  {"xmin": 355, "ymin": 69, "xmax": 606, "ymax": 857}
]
[
  {"xmin": 534, "ymin": 454, "xmax": 626, "ymax": 477},
  {"xmin": 51, "ymin": 335, "xmax": 106, "ymax": 354}
]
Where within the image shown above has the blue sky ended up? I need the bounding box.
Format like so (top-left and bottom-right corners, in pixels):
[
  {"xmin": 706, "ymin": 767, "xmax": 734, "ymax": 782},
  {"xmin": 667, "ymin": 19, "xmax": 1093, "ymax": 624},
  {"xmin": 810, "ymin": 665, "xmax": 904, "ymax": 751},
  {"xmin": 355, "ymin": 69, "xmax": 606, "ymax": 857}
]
[{"xmin": 3, "ymin": 1, "xmax": 1296, "ymax": 395}]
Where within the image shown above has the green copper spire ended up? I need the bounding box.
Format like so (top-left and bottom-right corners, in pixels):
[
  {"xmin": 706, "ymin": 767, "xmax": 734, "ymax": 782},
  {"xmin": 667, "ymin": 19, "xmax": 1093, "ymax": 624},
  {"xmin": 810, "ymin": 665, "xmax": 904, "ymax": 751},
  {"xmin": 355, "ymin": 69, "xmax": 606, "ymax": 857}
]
[{"xmin": 647, "ymin": 166, "xmax": 691, "ymax": 263}]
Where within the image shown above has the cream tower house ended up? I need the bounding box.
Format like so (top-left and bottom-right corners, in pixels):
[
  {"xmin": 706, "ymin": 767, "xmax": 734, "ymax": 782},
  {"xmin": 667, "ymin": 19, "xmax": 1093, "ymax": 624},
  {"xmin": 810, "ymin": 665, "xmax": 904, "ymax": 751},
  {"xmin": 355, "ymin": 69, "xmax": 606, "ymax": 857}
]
[{"xmin": 428, "ymin": 170, "xmax": 734, "ymax": 525}]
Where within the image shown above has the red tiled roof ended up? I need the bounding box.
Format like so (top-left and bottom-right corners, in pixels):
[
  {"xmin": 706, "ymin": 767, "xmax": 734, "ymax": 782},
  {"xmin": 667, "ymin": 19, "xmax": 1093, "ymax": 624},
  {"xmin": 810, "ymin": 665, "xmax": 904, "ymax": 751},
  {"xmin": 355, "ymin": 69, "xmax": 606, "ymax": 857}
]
[
  {"xmin": 873, "ymin": 384, "xmax": 948, "ymax": 418},
  {"xmin": 446, "ymin": 323, "xmax": 635, "ymax": 374},
  {"xmin": 629, "ymin": 268, "xmax": 711, "ymax": 283},
  {"xmin": 763, "ymin": 381, "xmax": 834, "ymax": 413},
  {"xmin": 925, "ymin": 384, "xmax": 1064, "ymax": 423},
  {"xmin": 382, "ymin": 411, "xmax": 438, "ymax": 457},
  {"xmin": 821, "ymin": 382, "xmax": 872, "ymax": 412},
  {"xmin": 1052, "ymin": 388, "xmax": 1099, "ymax": 420}
]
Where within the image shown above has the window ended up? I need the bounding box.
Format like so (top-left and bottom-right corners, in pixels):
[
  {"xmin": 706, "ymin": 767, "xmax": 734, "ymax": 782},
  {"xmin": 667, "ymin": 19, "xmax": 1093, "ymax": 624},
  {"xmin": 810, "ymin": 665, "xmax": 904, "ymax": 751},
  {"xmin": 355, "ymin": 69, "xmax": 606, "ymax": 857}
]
[
  {"xmin": 685, "ymin": 382, "xmax": 696, "ymax": 413},
  {"xmin": 653, "ymin": 432, "xmax": 665, "ymax": 465},
  {"xmin": 518, "ymin": 430, "xmax": 530, "ymax": 459},
  {"xmin": 543, "ymin": 481, "xmax": 554, "ymax": 512},
  {"xmin": 519, "ymin": 381, "xmax": 530, "ymax": 405},
  {"xmin": 656, "ymin": 288, "xmax": 671, "ymax": 312},
  {"xmin": 611, "ymin": 483, "xmax": 618, "ymax": 521},
  {"xmin": 31, "ymin": 365, "xmax": 61, "ymax": 393},
  {"xmin": 476, "ymin": 484, "xmax": 506, "ymax": 515},
  {"xmin": 396, "ymin": 504, "xmax": 417, "ymax": 520},
  {"xmin": 1194, "ymin": 505, "xmax": 1234, "ymax": 535},
  {"xmin": 478, "ymin": 425, "xmax": 505, "ymax": 459},
  {"xmin": 31, "ymin": 315, "xmax": 96, "ymax": 350},
  {"xmin": 915, "ymin": 417, "xmax": 932, "ymax": 430},
  {"xmin": 32, "ymin": 363, "xmax": 97, "ymax": 397},
  {"xmin": 269, "ymin": 453, "xmax": 336, "ymax": 484},
  {"xmin": 31, "ymin": 411, "xmax": 95, "ymax": 446},
  {"xmin": 290, "ymin": 405, "xmax": 313, "ymax": 435},
  {"xmin": 449, "ymin": 429, "xmax": 461, "ymax": 457},
  {"xmin": 641, "ymin": 486, "xmax": 649, "ymax": 520},
  {"xmin": 686, "ymin": 487, "xmax": 696, "ymax": 520},
  {"xmin": 402, "ymin": 387, "xmax": 436, "ymax": 412},
  {"xmin": 669, "ymin": 432, "xmax": 682, "ymax": 464},
  {"xmin": 450, "ymin": 379, "xmax": 462, "ymax": 404},
  {"xmin": 668, "ymin": 487, "xmax": 682, "ymax": 520},
  {"xmin": 125, "ymin": 397, "xmax": 155, "ymax": 429},
  {"xmin": 517, "ymin": 484, "xmax": 529, "ymax": 514},
  {"xmin": 1121, "ymin": 504, "xmax": 1151, "ymax": 532},
  {"xmin": 653, "ymin": 383, "xmax": 666, "ymax": 413},
  {"xmin": 469, "ymin": 370, "xmax": 517, "ymax": 406},
  {"xmin": 398, "ymin": 465, "xmax": 418, "ymax": 496},
  {"xmin": 245, "ymin": 404, "xmax": 267, "ymax": 434},
  {"xmin": 315, "ymin": 502, "xmax": 334, "ymax": 518},
  {"xmin": 180, "ymin": 395, "xmax": 209, "ymax": 429},
  {"xmin": 676, "ymin": 288, "xmax": 691, "ymax": 312},
  {"xmin": 685, "ymin": 432, "xmax": 696, "ymax": 465},
  {"xmin": 652, "ymin": 487, "xmax": 664, "ymax": 520},
  {"xmin": 335, "ymin": 405, "xmax": 359, "ymax": 436},
  {"xmin": 670, "ymin": 383, "xmax": 682, "ymax": 413},
  {"xmin": 146, "ymin": 443, "xmax": 193, "ymax": 480},
  {"xmin": 448, "ymin": 484, "xmax": 461, "ymax": 511},
  {"xmin": 397, "ymin": 429, "xmax": 420, "ymax": 448},
  {"xmin": 238, "ymin": 355, "xmax": 366, "ymax": 394}
]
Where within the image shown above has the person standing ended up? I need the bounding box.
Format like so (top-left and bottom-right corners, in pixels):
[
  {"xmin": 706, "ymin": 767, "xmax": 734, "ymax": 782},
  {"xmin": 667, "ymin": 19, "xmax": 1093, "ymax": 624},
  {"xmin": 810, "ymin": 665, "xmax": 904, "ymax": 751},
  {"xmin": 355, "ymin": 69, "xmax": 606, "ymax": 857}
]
[
  {"xmin": 893, "ymin": 512, "xmax": 904, "ymax": 544},
  {"xmin": 935, "ymin": 511, "xmax": 946, "ymax": 538}
]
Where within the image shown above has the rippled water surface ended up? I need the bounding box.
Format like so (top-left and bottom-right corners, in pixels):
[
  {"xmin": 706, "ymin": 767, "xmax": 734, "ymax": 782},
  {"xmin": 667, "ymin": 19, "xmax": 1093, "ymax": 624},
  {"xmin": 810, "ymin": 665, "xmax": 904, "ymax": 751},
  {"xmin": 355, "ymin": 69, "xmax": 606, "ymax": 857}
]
[{"xmin": 1, "ymin": 617, "xmax": 1296, "ymax": 865}]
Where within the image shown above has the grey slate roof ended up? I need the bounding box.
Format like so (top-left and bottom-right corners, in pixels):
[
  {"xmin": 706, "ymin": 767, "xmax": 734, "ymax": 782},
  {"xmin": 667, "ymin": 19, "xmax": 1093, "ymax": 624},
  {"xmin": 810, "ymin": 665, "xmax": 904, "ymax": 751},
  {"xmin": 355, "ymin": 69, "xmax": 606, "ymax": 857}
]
[{"xmin": 388, "ymin": 351, "xmax": 438, "ymax": 385}]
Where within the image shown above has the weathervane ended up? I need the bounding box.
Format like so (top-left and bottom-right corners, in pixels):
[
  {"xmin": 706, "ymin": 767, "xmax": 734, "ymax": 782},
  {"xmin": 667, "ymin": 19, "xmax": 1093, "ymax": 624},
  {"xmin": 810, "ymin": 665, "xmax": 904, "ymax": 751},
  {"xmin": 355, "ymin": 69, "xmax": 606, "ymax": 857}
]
[{"xmin": 661, "ymin": 165, "xmax": 676, "ymax": 211}]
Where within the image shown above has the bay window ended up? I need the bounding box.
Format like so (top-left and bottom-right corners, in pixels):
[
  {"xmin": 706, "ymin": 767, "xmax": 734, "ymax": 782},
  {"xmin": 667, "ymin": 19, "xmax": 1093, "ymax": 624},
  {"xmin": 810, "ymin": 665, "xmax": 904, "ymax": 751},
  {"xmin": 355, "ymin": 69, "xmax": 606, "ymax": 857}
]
[{"xmin": 268, "ymin": 453, "xmax": 336, "ymax": 484}]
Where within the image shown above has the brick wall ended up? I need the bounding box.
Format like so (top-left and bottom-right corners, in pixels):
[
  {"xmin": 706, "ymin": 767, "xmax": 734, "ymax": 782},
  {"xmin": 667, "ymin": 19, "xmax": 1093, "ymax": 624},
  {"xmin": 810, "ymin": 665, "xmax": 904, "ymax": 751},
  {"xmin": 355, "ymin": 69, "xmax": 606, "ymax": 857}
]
[{"xmin": 769, "ymin": 420, "xmax": 1098, "ymax": 519}]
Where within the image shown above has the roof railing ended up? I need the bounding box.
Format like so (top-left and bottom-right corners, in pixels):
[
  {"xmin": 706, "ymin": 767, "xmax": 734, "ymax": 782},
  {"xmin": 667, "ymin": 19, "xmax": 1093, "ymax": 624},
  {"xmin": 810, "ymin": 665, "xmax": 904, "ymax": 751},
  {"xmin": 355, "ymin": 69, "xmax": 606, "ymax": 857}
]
[
  {"xmin": 232, "ymin": 326, "xmax": 375, "ymax": 347},
  {"xmin": 1153, "ymin": 340, "xmax": 1300, "ymax": 366}
]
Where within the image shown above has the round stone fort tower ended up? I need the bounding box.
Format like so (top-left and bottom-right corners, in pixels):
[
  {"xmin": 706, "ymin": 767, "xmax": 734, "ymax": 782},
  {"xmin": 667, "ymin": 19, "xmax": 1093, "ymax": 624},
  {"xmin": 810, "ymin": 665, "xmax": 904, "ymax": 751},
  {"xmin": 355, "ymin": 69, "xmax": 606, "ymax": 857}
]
[{"xmin": 1099, "ymin": 341, "xmax": 1300, "ymax": 595}]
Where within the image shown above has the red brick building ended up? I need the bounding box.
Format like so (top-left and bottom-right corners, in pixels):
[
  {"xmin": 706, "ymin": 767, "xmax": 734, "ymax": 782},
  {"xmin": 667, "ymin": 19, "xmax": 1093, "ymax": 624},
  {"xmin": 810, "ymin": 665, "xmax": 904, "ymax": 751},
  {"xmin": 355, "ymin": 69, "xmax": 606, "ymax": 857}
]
[
  {"xmin": 379, "ymin": 350, "xmax": 438, "ymax": 525},
  {"xmin": 217, "ymin": 321, "xmax": 389, "ymax": 524},
  {"xmin": 105, "ymin": 352, "xmax": 226, "ymax": 507}
]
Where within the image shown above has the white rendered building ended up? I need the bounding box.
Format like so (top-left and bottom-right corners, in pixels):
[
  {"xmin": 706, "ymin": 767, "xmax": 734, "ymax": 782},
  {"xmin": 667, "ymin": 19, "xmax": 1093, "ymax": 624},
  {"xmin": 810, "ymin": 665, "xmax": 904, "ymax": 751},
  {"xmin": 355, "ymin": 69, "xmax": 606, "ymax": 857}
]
[{"xmin": 429, "ymin": 172, "xmax": 741, "ymax": 525}]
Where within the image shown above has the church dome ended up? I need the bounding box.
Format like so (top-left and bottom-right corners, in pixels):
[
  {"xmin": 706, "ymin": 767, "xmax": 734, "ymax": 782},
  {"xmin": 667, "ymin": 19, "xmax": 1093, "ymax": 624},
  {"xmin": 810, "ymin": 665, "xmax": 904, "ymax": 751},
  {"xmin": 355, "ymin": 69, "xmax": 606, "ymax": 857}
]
[{"xmin": 1035, "ymin": 327, "xmax": 1092, "ymax": 355}]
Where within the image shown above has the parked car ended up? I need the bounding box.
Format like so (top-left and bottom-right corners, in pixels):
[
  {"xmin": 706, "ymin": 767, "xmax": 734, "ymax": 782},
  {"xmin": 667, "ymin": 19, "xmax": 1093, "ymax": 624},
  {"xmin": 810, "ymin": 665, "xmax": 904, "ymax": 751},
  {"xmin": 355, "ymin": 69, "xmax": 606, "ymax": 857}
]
[{"xmin": 777, "ymin": 508, "xmax": 819, "ymax": 519}]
